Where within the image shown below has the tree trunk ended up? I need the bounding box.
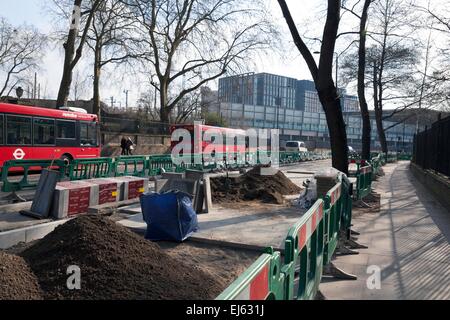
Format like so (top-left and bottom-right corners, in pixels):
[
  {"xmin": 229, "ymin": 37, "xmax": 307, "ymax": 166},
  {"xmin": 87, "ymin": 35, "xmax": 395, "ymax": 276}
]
[
  {"xmin": 375, "ymin": 106, "xmax": 388, "ymax": 153},
  {"xmin": 159, "ymin": 80, "xmax": 170, "ymax": 123},
  {"xmin": 93, "ymin": 43, "xmax": 101, "ymax": 119},
  {"xmin": 318, "ymin": 87, "xmax": 349, "ymax": 175},
  {"xmin": 358, "ymin": 0, "xmax": 372, "ymax": 160},
  {"xmin": 56, "ymin": 0, "xmax": 82, "ymax": 108},
  {"xmin": 373, "ymin": 63, "xmax": 387, "ymax": 153}
]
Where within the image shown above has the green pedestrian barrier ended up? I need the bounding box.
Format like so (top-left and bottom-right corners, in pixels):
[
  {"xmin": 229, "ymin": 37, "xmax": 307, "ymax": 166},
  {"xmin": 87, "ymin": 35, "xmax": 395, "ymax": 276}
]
[
  {"xmin": 323, "ymin": 183, "xmax": 343, "ymax": 265},
  {"xmin": 340, "ymin": 174, "xmax": 353, "ymax": 233},
  {"xmin": 148, "ymin": 154, "xmax": 174, "ymax": 176},
  {"xmin": 1, "ymin": 159, "xmax": 66, "ymax": 192},
  {"xmin": 355, "ymin": 164, "xmax": 372, "ymax": 200},
  {"xmin": 216, "ymin": 248, "xmax": 285, "ymax": 300},
  {"xmin": 114, "ymin": 156, "xmax": 148, "ymax": 177},
  {"xmin": 68, "ymin": 158, "xmax": 113, "ymax": 181},
  {"xmin": 282, "ymin": 200, "xmax": 325, "ymax": 300}
]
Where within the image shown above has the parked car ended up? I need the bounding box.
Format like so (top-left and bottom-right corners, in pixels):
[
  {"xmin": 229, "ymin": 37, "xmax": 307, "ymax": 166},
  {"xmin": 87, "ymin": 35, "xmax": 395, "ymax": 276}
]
[{"xmin": 285, "ymin": 141, "xmax": 308, "ymax": 153}]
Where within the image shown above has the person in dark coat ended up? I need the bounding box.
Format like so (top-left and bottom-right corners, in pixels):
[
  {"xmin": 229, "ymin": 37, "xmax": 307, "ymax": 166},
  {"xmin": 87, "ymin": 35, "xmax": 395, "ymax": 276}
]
[
  {"xmin": 120, "ymin": 137, "xmax": 127, "ymax": 155},
  {"xmin": 126, "ymin": 137, "xmax": 134, "ymax": 155}
]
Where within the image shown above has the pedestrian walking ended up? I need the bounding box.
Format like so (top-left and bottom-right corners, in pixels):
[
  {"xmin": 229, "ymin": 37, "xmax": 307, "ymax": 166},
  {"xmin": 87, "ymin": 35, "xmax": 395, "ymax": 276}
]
[
  {"xmin": 126, "ymin": 137, "xmax": 134, "ymax": 155},
  {"xmin": 120, "ymin": 137, "xmax": 127, "ymax": 155}
]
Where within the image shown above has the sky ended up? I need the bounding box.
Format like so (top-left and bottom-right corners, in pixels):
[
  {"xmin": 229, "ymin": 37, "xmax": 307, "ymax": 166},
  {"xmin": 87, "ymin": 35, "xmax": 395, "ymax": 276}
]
[
  {"xmin": 0, "ymin": 0, "xmax": 445, "ymax": 110},
  {"xmin": 0, "ymin": 0, "xmax": 327, "ymax": 108}
]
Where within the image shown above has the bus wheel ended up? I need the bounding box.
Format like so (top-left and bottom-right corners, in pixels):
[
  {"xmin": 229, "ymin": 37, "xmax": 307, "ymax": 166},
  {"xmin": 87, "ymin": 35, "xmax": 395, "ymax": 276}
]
[{"xmin": 60, "ymin": 154, "xmax": 72, "ymax": 166}]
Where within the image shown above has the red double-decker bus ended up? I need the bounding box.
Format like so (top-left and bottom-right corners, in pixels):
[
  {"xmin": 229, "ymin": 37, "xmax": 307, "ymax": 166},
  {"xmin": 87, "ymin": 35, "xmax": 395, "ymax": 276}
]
[{"xmin": 0, "ymin": 102, "xmax": 100, "ymax": 167}]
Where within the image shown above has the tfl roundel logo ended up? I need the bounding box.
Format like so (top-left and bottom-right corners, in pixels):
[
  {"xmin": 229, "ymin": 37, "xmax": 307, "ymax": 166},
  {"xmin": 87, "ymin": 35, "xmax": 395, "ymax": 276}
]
[{"xmin": 13, "ymin": 148, "xmax": 26, "ymax": 160}]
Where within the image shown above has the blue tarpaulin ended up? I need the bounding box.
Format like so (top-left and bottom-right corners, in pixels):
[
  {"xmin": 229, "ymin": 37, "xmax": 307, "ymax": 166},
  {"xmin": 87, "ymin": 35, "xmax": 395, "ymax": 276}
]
[{"xmin": 140, "ymin": 191, "xmax": 198, "ymax": 242}]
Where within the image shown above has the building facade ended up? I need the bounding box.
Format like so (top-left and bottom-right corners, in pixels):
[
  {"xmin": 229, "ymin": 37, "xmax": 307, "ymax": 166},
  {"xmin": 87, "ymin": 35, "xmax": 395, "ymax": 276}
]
[
  {"xmin": 218, "ymin": 73, "xmax": 360, "ymax": 113},
  {"xmin": 214, "ymin": 73, "xmax": 419, "ymax": 152}
]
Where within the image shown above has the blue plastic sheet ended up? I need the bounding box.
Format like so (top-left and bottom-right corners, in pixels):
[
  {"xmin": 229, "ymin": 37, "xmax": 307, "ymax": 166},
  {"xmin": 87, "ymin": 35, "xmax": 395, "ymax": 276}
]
[{"xmin": 140, "ymin": 191, "xmax": 198, "ymax": 242}]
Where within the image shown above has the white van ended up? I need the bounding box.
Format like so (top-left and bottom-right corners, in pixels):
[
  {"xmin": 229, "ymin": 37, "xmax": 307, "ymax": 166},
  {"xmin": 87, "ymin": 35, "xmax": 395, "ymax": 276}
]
[{"xmin": 285, "ymin": 141, "xmax": 308, "ymax": 153}]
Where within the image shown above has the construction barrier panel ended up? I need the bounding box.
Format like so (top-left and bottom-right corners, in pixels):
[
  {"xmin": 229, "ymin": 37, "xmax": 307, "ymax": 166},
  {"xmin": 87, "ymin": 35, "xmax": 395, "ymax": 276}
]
[
  {"xmin": 355, "ymin": 164, "xmax": 372, "ymax": 200},
  {"xmin": 282, "ymin": 200, "xmax": 325, "ymax": 300},
  {"xmin": 323, "ymin": 183, "xmax": 342, "ymax": 265},
  {"xmin": 340, "ymin": 174, "xmax": 353, "ymax": 233},
  {"xmin": 148, "ymin": 155, "xmax": 174, "ymax": 176},
  {"xmin": 114, "ymin": 156, "xmax": 148, "ymax": 177},
  {"xmin": 68, "ymin": 158, "xmax": 113, "ymax": 181},
  {"xmin": 1, "ymin": 159, "xmax": 66, "ymax": 192},
  {"xmin": 216, "ymin": 248, "xmax": 285, "ymax": 300}
]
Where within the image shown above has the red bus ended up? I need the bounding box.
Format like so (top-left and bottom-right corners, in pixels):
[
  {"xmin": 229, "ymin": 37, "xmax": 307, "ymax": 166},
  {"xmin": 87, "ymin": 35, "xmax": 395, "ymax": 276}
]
[
  {"xmin": 0, "ymin": 102, "xmax": 100, "ymax": 167},
  {"xmin": 169, "ymin": 124, "xmax": 248, "ymax": 155}
]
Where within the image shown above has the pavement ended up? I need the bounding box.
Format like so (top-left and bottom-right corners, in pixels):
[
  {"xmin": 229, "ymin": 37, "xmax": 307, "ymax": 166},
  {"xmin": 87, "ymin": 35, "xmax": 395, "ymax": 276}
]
[{"xmin": 320, "ymin": 161, "xmax": 450, "ymax": 300}]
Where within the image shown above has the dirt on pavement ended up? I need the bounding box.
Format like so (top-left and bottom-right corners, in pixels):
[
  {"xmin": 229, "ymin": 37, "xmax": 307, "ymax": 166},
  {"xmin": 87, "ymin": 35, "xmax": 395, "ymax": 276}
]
[
  {"xmin": 352, "ymin": 191, "xmax": 381, "ymax": 217},
  {"xmin": 158, "ymin": 241, "xmax": 260, "ymax": 290},
  {"xmin": 20, "ymin": 215, "xmax": 225, "ymax": 300},
  {"xmin": 210, "ymin": 166, "xmax": 302, "ymax": 205},
  {"xmin": 0, "ymin": 251, "xmax": 42, "ymax": 300}
]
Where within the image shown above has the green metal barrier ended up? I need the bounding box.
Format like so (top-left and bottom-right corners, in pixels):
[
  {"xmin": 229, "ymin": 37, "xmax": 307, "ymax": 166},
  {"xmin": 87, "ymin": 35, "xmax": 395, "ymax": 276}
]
[
  {"xmin": 323, "ymin": 183, "xmax": 342, "ymax": 265},
  {"xmin": 114, "ymin": 156, "xmax": 148, "ymax": 177},
  {"xmin": 397, "ymin": 153, "xmax": 412, "ymax": 161},
  {"xmin": 340, "ymin": 174, "xmax": 353, "ymax": 233},
  {"xmin": 148, "ymin": 154, "xmax": 174, "ymax": 176},
  {"xmin": 216, "ymin": 248, "xmax": 285, "ymax": 300},
  {"xmin": 355, "ymin": 164, "xmax": 372, "ymax": 200},
  {"xmin": 68, "ymin": 158, "xmax": 113, "ymax": 181},
  {"xmin": 282, "ymin": 200, "xmax": 325, "ymax": 300},
  {"xmin": 1, "ymin": 159, "xmax": 66, "ymax": 192}
]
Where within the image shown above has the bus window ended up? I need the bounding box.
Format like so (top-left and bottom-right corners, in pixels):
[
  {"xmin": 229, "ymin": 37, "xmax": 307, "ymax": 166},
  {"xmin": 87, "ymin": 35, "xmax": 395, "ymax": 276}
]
[
  {"xmin": 0, "ymin": 115, "xmax": 3, "ymax": 145},
  {"xmin": 34, "ymin": 118, "xmax": 55, "ymax": 145},
  {"xmin": 57, "ymin": 120, "xmax": 76, "ymax": 139},
  {"xmin": 6, "ymin": 115, "xmax": 32, "ymax": 145},
  {"xmin": 80, "ymin": 122, "xmax": 98, "ymax": 146}
]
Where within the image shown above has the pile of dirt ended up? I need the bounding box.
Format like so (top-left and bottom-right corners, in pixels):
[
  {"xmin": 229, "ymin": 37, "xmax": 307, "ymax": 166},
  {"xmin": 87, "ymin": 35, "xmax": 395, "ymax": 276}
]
[
  {"xmin": 0, "ymin": 251, "xmax": 42, "ymax": 300},
  {"xmin": 210, "ymin": 166, "xmax": 302, "ymax": 204},
  {"xmin": 21, "ymin": 215, "xmax": 224, "ymax": 300}
]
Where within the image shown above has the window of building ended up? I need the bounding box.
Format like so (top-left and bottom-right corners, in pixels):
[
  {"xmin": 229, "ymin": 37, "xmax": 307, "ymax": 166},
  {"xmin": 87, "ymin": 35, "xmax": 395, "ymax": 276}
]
[
  {"xmin": 34, "ymin": 118, "xmax": 55, "ymax": 145},
  {"xmin": 57, "ymin": 120, "xmax": 76, "ymax": 139},
  {"xmin": 6, "ymin": 115, "xmax": 32, "ymax": 145}
]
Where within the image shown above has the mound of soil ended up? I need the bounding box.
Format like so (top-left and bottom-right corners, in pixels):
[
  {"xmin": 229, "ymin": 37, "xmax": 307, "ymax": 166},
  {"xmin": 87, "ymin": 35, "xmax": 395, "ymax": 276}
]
[
  {"xmin": 21, "ymin": 215, "xmax": 223, "ymax": 300},
  {"xmin": 210, "ymin": 167, "xmax": 302, "ymax": 204},
  {"xmin": 0, "ymin": 251, "xmax": 42, "ymax": 300}
]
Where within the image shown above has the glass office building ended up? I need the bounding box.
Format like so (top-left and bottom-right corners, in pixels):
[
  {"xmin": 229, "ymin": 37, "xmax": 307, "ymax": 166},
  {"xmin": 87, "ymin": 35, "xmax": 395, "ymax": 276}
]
[
  {"xmin": 216, "ymin": 73, "xmax": 418, "ymax": 152},
  {"xmin": 218, "ymin": 73, "xmax": 360, "ymax": 113}
]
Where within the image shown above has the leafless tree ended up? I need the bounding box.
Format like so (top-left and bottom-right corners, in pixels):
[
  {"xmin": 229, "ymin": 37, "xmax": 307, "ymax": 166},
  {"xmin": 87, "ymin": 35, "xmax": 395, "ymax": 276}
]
[
  {"xmin": 0, "ymin": 17, "xmax": 47, "ymax": 97},
  {"xmin": 278, "ymin": 0, "xmax": 350, "ymax": 174},
  {"xmin": 126, "ymin": 0, "xmax": 275, "ymax": 123},
  {"xmin": 341, "ymin": 0, "xmax": 374, "ymax": 160},
  {"xmin": 71, "ymin": 70, "xmax": 89, "ymax": 100},
  {"xmin": 87, "ymin": 0, "xmax": 146, "ymax": 118},
  {"xmin": 55, "ymin": 0, "xmax": 101, "ymax": 108}
]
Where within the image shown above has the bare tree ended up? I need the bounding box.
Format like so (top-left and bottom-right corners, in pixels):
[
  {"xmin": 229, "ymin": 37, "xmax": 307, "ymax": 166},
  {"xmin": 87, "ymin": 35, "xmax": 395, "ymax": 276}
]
[
  {"xmin": 87, "ymin": 0, "xmax": 146, "ymax": 118},
  {"xmin": 55, "ymin": 0, "xmax": 101, "ymax": 108},
  {"xmin": 127, "ymin": 0, "xmax": 274, "ymax": 123},
  {"xmin": 71, "ymin": 70, "xmax": 89, "ymax": 100},
  {"xmin": 278, "ymin": 0, "xmax": 349, "ymax": 174},
  {"xmin": 340, "ymin": 0, "xmax": 419, "ymax": 153},
  {"xmin": 0, "ymin": 17, "xmax": 47, "ymax": 97}
]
